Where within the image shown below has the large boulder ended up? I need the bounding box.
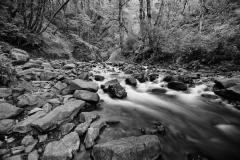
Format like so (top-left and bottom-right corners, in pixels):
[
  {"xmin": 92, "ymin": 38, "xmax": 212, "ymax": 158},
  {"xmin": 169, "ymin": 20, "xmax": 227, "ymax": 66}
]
[
  {"xmin": 42, "ymin": 132, "xmax": 80, "ymax": 160},
  {"xmin": 17, "ymin": 92, "xmax": 54, "ymax": 109},
  {"xmin": 92, "ymin": 135, "xmax": 161, "ymax": 160},
  {"xmin": 163, "ymin": 75, "xmax": 172, "ymax": 82},
  {"xmin": 70, "ymin": 79, "xmax": 98, "ymax": 92},
  {"xmin": 134, "ymin": 73, "xmax": 147, "ymax": 83},
  {"xmin": 214, "ymin": 85, "xmax": 240, "ymax": 101},
  {"xmin": 73, "ymin": 90, "xmax": 100, "ymax": 103},
  {"xmin": 125, "ymin": 78, "xmax": 137, "ymax": 87},
  {"xmin": 149, "ymin": 73, "xmax": 159, "ymax": 82},
  {"xmin": 167, "ymin": 81, "xmax": 187, "ymax": 91},
  {"xmin": 13, "ymin": 111, "xmax": 46, "ymax": 133},
  {"xmin": 10, "ymin": 48, "xmax": 29, "ymax": 65},
  {"xmin": 102, "ymin": 79, "xmax": 119, "ymax": 91},
  {"xmin": 214, "ymin": 78, "xmax": 240, "ymax": 89},
  {"xmin": 31, "ymin": 100, "xmax": 85, "ymax": 132},
  {"xmin": 107, "ymin": 83, "xmax": 127, "ymax": 99},
  {"xmin": 0, "ymin": 103, "xmax": 23, "ymax": 120},
  {"xmin": 94, "ymin": 75, "xmax": 105, "ymax": 81}
]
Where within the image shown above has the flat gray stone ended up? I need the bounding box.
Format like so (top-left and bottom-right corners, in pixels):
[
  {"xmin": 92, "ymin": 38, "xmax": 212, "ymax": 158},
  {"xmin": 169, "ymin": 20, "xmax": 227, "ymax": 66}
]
[
  {"xmin": 0, "ymin": 119, "xmax": 15, "ymax": 134},
  {"xmin": 70, "ymin": 79, "xmax": 98, "ymax": 92},
  {"xmin": 42, "ymin": 132, "xmax": 80, "ymax": 160},
  {"xmin": 31, "ymin": 100, "xmax": 85, "ymax": 132},
  {"xmin": 73, "ymin": 90, "xmax": 99, "ymax": 103},
  {"xmin": 13, "ymin": 111, "xmax": 46, "ymax": 133},
  {"xmin": 92, "ymin": 135, "xmax": 161, "ymax": 160},
  {"xmin": 0, "ymin": 103, "xmax": 23, "ymax": 120}
]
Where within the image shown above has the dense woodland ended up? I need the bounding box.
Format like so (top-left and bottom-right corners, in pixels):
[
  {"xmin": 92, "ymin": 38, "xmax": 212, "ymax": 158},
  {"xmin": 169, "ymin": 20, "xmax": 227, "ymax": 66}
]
[
  {"xmin": 1, "ymin": 1, "xmax": 240, "ymax": 160},
  {"xmin": 0, "ymin": 0, "xmax": 240, "ymax": 84},
  {"xmin": 0, "ymin": 0, "xmax": 239, "ymax": 62}
]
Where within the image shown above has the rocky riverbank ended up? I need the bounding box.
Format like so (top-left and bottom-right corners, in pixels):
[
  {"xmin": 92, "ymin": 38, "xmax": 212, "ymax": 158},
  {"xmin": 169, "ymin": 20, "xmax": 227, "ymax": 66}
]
[{"xmin": 1, "ymin": 48, "xmax": 240, "ymax": 160}]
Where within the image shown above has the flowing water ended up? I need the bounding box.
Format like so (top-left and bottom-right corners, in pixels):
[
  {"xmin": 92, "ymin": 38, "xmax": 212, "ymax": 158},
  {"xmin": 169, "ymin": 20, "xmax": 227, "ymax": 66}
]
[{"xmin": 79, "ymin": 65, "xmax": 240, "ymax": 160}]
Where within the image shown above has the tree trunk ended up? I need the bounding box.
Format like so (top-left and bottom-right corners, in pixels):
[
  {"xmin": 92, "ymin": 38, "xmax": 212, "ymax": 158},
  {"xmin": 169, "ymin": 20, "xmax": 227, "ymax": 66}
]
[
  {"xmin": 139, "ymin": 0, "xmax": 146, "ymax": 43},
  {"xmin": 154, "ymin": 0, "xmax": 164, "ymax": 26},
  {"xmin": 119, "ymin": 0, "xmax": 124, "ymax": 52},
  {"xmin": 146, "ymin": 0, "xmax": 153, "ymax": 47},
  {"xmin": 27, "ymin": 0, "xmax": 34, "ymax": 29},
  {"xmin": 199, "ymin": 0, "xmax": 206, "ymax": 33},
  {"xmin": 39, "ymin": 0, "xmax": 70, "ymax": 34}
]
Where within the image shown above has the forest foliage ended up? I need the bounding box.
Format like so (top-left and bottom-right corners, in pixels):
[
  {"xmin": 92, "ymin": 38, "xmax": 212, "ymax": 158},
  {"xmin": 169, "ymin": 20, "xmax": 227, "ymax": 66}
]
[{"xmin": 0, "ymin": 0, "xmax": 240, "ymax": 66}]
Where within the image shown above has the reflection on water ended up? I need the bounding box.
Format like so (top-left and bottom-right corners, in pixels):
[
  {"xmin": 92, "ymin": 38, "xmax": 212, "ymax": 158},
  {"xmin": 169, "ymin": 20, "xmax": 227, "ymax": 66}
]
[{"xmin": 88, "ymin": 65, "xmax": 240, "ymax": 160}]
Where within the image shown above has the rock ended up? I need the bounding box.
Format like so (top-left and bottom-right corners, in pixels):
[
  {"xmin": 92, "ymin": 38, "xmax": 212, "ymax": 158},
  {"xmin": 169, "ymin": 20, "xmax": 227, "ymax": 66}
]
[
  {"xmin": 0, "ymin": 103, "xmax": 23, "ymax": 120},
  {"xmin": 70, "ymin": 79, "xmax": 98, "ymax": 92},
  {"xmin": 28, "ymin": 150, "xmax": 39, "ymax": 160},
  {"xmin": 190, "ymin": 73, "xmax": 201, "ymax": 79},
  {"xmin": 102, "ymin": 79, "xmax": 119, "ymax": 91},
  {"xmin": 171, "ymin": 75, "xmax": 184, "ymax": 82},
  {"xmin": 79, "ymin": 112, "xmax": 100, "ymax": 123},
  {"xmin": 0, "ymin": 149, "xmax": 9, "ymax": 156},
  {"xmin": 31, "ymin": 100, "xmax": 85, "ymax": 132},
  {"xmin": 63, "ymin": 64, "xmax": 76, "ymax": 69},
  {"xmin": 17, "ymin": 92, "xmax": 54, "ymax": 109},
  {"xmin": 42, "ymin": 103, "xmax": 52, "ymax": 113},
  {"xmin": 107, "ymin": 83, "xmax": 127, "ymax": 99},
  {"xmin": 125, "ymin": 78, "xmax": 137, "ymax": 87},
  {"xmin": 13, "ymin": 111, "xmax": 46, "ymax": 133},
  {"xmin": 134, "ymin": 73, "xmax": 147, "ymax": 83},
  {"xmin": 0, "ymin": 88, "xmax": 12, "ymax": 98},
  {"xmin": 78, "ymin": 72, "xmax": 89, "ymax": 81},
  {"xmin": 73, "ymin": 90, "xmax": 100, "ymax": 103},
  {"xmin": 12, "ymin": 88, "xmax": 25, "ymax": 101},
  {"xmin": 92, "ymin": 135, "xmax": 161, "ymax": 160},
  {"xmin": 183, "ymin": 75, "xmax": 193, "ymax": 84},
  {"xmin": 201, "ymin": 94, "xmax": 219, "ymax": 100},
  {"xmin": 0, "ymin": 141, "xmax": 4, "ymax": 147},
  {"xmin": 214, "ymin": 85, "xmax": 240, "ymax": 101},
  {"xmin": 3, "ymin": 155, "xmax": 23, "ymax": 160},
  {"xmin": 38, "ymin": 134, "xmax": 47, "ymax": 143},
  {"xmin": 22, "ymin": 135, "xmax": 38, "ymax": 153},
  {"xmin": 75, "ymin": 121, "xmax": 91, "ymax": 136},
  {"xmin": 29, "ymin": 108, "xmax": 44, "ymax": 115},
  {"xmin": 163, "ymin": 75, "xmax": 172, "ymax": 82},
  {"xmin": 10, "ymin": 145, "xmax": 25, "ymax": 155},
  {"xmin": 40, "ymin": 71, "xmax": 58, "ymax": 81},
  {"xmin": 149, "ymin": 74, "xmax": 159, "ymax": 82},
  {"xmin": 125, "ymin": 69, "xmax": 133, "ymax": 74},
  {"xmin": 10, "ymin": 48, "xmax": 29, "ymax": 65},
  {"xmin": 22, "ymin": 63, "xmax": 41, "ymax": 70},
  {"xmin": 167, "ymin": 81, "xmax": 187, "ymax": 91},
  {"xmin": 53, "ymin": 81, "xmax": 67, "ymax": 90},
  {"xmin": 60, "ymin": 123, "xmax": 75, "ymax": 136},
  {"xmin": 47, "ymin": 99, "xmax": 61, "ymax": 107},
  {"xmin": 42, "ymin": 132, "xmax": 80, "ymax": 160},
  {"xmin": 152, "ymin": 88, "xmax": 167, "ymax": 94},
  {"xmin": 94, "ymin": 75, "xmax": 105, "ymax": 81},
  {"xmin": 0, "ymin": 119, "xmax": 15, "ymax": 134},
  {"xmin": 41, "ymin": 63, "xmax": 52, "ymax": 70},
  {"xmin": 214, "ymin": 78, "xmax": 240, "ymax": 89},
  {"xmin": 84, "ymin": 121, "xmax": 107, "ymax": 148}
]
